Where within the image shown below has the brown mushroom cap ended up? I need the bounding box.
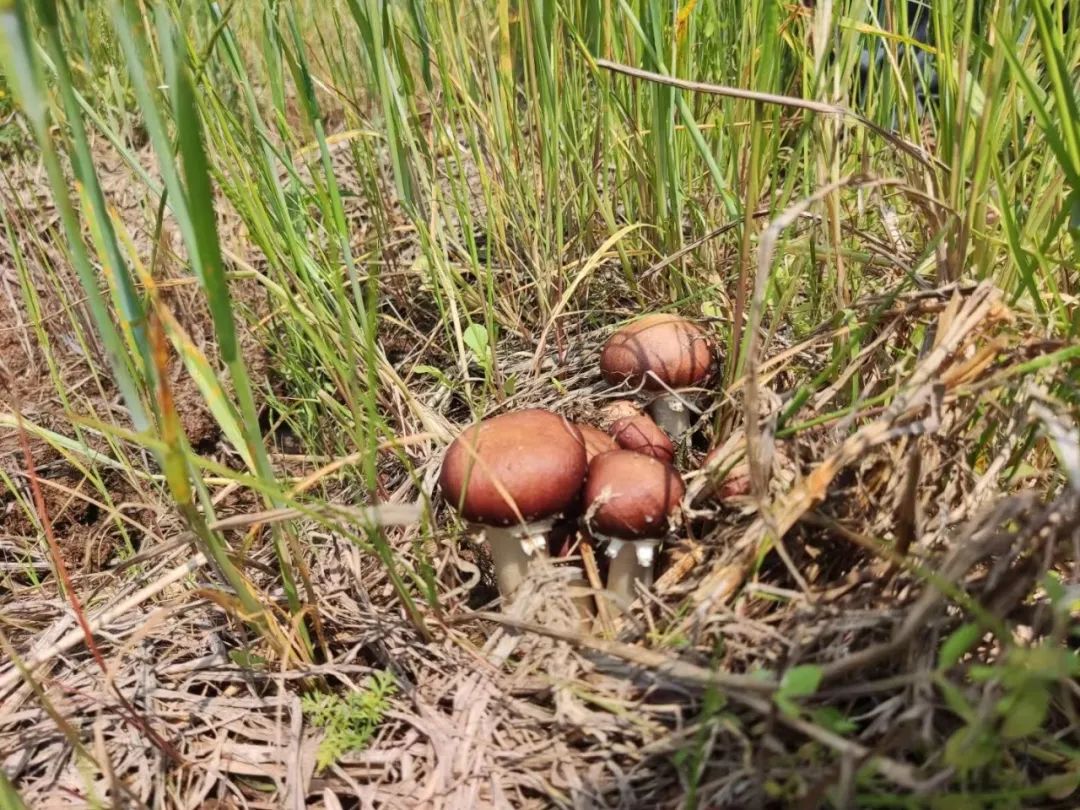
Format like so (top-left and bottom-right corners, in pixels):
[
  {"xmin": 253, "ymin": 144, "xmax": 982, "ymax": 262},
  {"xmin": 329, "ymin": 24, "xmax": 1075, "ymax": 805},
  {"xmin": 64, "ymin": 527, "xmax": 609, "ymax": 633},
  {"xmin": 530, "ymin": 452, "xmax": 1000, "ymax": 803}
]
[
  {"xmin": 583, "ymin": 450, "xmax": 685, "ymax": 539},
  {"xmin": 440, "ymin": 409, "xmax": 587, "ymax": 525},
  {"xmin": 703, "ymin": 443, "xmax": 790, "ymax": 503},
  {"xmin": 596, "ymin": 399, "xmax": 641, "ymax": 430},
  {"xmin": 599, "ymin": 314, "xmax": 712, "ymax": 392},
  {"xmin": 610, "ymin": 414, "xmax": 675, "ymax": 463},
  {"xmin": 707, "ymin": 460, "xmax": 751, "ymax": 502},
  {"xmin": 576, "ymin": 423, "xmax": 619, "ymax": 462}
]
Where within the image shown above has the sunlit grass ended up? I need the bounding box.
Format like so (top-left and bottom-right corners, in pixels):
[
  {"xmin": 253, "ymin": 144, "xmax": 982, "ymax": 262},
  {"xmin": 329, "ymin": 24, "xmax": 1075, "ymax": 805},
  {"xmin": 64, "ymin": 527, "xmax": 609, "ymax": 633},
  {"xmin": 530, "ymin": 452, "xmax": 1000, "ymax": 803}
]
[{"xmin": 0, "ymin": 0, "xmax": 1078, "ymax": 802}]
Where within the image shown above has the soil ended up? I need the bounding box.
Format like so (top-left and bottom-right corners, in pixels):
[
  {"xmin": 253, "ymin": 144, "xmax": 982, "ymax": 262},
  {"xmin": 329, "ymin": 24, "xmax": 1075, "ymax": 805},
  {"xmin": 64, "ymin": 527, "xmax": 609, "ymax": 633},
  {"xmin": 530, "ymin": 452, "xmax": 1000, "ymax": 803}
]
[
  {"xmin": 0, "ymin": 136, "xmax": 268, "ymax": 577},
  {"xmin": 0, "ymin": 170, "xmax": 106, "ymax": 572}
]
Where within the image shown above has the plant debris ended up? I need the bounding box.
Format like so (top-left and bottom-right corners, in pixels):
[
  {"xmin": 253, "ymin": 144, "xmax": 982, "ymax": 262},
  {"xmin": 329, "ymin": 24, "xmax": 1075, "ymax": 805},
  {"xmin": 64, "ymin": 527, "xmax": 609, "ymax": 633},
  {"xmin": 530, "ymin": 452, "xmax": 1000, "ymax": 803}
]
[{"xmin": 3, "ymin": 272, "xmax": 1078, "ymax": 807}]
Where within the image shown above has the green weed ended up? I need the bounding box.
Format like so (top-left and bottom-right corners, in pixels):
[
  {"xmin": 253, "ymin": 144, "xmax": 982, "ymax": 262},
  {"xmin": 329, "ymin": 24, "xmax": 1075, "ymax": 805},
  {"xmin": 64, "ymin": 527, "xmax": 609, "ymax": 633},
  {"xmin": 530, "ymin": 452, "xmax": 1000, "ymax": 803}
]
[{"xmin": 301, "ymin": 670, "xmax": 397, "ymax": 772}]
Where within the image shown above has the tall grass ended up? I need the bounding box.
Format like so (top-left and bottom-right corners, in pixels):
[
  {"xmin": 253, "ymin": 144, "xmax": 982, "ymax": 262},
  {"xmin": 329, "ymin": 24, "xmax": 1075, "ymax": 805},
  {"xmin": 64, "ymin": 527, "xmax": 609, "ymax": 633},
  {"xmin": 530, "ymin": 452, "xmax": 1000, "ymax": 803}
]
[
  {"xmin": 3, "ymin": 0, "xmax": 1075, "ymax": 626},
  {"xmin": 0, "ymin": 0, "xmax": 1077, "ymax": 791},
  {"xmin": 1, "ymin": 0, "xmax": 1073, "ymax": 574}
]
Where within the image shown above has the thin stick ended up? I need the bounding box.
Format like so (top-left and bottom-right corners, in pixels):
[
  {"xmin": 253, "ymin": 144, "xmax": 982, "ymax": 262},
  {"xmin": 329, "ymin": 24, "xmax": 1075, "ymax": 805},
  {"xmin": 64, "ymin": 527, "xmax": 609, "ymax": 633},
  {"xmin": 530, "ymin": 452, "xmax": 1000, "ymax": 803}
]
[
  {"xmin": 592, "ymin": 57, "xmax": 939, "ymax": 169},
  {"xmin": 593, "ymin": 57, "xmax": 845, "ymax": 115},
  {"xmin": 580, "ymin": 541, "xmax": 615, "ymax": 637},
  {"xmin": 0, "ymin": 552, "xmax": 208, "ymax": 700},
  {"xmin": 459, "ymin": 611, "xmax": 776, "ymax": 694},
  {"xmin": 11, "ymin": 406, "xmax": 182, "ymax": 761}
]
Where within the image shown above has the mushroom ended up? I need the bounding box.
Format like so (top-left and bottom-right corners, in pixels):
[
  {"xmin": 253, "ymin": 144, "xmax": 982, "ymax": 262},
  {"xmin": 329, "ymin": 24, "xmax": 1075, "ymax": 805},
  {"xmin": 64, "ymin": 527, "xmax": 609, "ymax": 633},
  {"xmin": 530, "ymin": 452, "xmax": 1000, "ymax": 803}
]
[
  {"xmin": 576, "ymin": 423, "xmax": 619, "ymax": 462},
  {"xmin": 703, "ymin": 445, "xmax": 752, "ymax": 504},
  {"xmin": 582, "ymin": 450, "xmax": 685, "ymax": 606},
  {"xmin": 599, "ymin": 314, "xmax": 713, "ymax": 438},
  {"xmin": 610, "ymin": 413, "xmax": 674, "ymax": 463},
  {"xmin": 439, "ymin": 409, "xmax": 588, "ymax": 599},
  {"xmin": 596, "ymin": 399, "xmax": 641, "ymax": 430},
  {"xmin": 702, "ymin": 438, "xmax": 792, "ymax": 507}
]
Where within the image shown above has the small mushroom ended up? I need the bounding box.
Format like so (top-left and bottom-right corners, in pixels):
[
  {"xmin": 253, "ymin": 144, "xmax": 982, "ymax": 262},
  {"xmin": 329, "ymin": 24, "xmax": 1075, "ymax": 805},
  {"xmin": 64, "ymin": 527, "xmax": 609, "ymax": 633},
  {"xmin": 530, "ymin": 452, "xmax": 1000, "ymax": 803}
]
[
  {"xmin": 576, "ymin": 423, "xmax": 619, "ymax": 462},
  {"xmin": 702, "ymin": 439, "xmax": 792, "ymax": 507},
  {"xmin": 701, "ymin": 442, "xmax": 750, "ymax": 503},
  {"xmin": 599, "ymin": 313, "xmax": 713, "ymax": 438},
  {"xmin": 440, "ymin": 409, "xmax": 588, "ymax": 599},
  {"xmin": 583, "ymin": 450, "xmax": 685, "ymax": 607},
  {"xmin": 596, "ymin": 399, "xmax": 641, "ymax": 430},
  {"xmin": 610, "ymin": 413, "xmax": 675, "ymax": 463}
]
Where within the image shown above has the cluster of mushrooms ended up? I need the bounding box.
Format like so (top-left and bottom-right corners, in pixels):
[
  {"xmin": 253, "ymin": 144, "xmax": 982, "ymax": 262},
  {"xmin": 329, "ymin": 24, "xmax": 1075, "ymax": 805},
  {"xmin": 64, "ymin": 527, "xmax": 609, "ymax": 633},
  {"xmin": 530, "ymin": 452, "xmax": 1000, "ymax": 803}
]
[{"xmin": 439, "ymin": 313, "xmax": 739, "ymax": 616}]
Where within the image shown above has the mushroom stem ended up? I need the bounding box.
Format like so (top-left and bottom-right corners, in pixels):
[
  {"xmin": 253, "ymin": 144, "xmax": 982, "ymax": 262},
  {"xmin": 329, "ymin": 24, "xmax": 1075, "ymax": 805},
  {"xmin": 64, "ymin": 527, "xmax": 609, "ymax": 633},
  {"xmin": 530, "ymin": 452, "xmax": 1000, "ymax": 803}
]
[
  {"xmin": 605, "ymin": 540, "xmax": 655, "ymax": 608},
  {"xmin": 482, "ymin": 523, "xmax": 550, "ymax": 600},
  {"xmin": 648, "ymin": 392, "xmax": 693, "ymax": 438}
]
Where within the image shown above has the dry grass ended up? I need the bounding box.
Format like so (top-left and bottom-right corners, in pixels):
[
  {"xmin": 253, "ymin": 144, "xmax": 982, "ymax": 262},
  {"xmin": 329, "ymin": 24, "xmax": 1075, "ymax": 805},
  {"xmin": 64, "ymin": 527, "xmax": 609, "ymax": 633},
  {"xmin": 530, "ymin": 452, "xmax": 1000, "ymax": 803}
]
[
  {"xmin": 3, "ymin": 238, "xmax": 1077, "ymax": 806},
  {"xmin": 2, "ymin": 2, "xmax": 1078, "ymax": 803}
]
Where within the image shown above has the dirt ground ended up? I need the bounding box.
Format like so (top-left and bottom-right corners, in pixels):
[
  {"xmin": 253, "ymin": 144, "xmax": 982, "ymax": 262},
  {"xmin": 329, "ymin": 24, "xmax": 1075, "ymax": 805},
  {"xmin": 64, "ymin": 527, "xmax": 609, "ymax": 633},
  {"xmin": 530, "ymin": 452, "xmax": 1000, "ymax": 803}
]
[{"xmin": 0, "ymin": 140, "xmax": 256, "ymax": 574}]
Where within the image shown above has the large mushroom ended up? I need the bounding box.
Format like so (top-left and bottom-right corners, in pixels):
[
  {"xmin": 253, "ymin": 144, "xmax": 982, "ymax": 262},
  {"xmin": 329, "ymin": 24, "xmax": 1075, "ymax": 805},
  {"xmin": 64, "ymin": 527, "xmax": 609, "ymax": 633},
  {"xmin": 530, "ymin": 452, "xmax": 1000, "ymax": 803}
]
[
  {"xmin": 582, "ymin": 450, "xmax": 685, "ymax": 607},
  {"xmin": 440, "ymin": 409, "xmax": 588, "ymax": 599},
  {"xmin": 600, "ymin": 314, "xmax": 713, "ymax": 438},
  {"xmin": 547, "ymin": 424, "xmax": 615, "ymax": 556}
]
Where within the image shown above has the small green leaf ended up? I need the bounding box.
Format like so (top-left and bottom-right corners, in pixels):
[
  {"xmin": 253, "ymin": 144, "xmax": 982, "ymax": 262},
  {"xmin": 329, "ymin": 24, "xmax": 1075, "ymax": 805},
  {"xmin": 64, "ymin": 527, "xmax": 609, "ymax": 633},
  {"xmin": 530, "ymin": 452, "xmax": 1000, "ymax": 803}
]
[
  {"xmin": 763, "ymin": 779, "xmax": 784, "ymax": 798},
  {"xmin": 1067, "ymin": 651, "xmax": 1080, "ymax": 676},
  {"xmin": 938, "ymin": 622, "xmax": 981, "ymax": 669},
  {"xmin": 229, "ymin": 649, "xmax": 269, "ymax": 668},
  {"xmin": 810, "ymin": 706, "xmax": 857, "ymax": 735},
  {"xmin": 937, "ymin": 677, "xmax": 975, "ymax": 722},
  {"xmin": 779, "ymin": 664, "xmax": 822, "ymax": 698},
  {"xmin": 969, "ymin": 664, "xmax": 998, "ymax": 683},
  {"xmin": 1042, "ymin": 572, "xmax": 1066, "ymax": 605},
  {"xmin": 413, "ymin": 364, "xmax": 451, "ymax": 386},
  {"xmin": 1042, "ymin": 768, "xmax": 1080, "ymax": 800},
  {"xmin": 1010, "ymin": 462, "xmax": 1039, "ymax": 480},
  {"xmin": 701, "ymin": 301, "xmax": 724, "ymax": 319},
  {"xmin": 1023, "ymin": 644, "xmax": 1075, "ymax": 680},
  {"xmin": 463, "ymin": 322, "xmax": 490, "ymax": 359},
  {"xmin": 999, "ymin": 682, "xmax": 1050, "ymax": 740},
  {"xmin": 774, "ymin": 695, "xmax": 800, "ymax": 718},
  {"xmin": 773, "ymin": 665, "xmax": 822, "ymax": 718},
  {"xmin": 944, "ymin": 726, "xmax": 997, "ymax": 772}
]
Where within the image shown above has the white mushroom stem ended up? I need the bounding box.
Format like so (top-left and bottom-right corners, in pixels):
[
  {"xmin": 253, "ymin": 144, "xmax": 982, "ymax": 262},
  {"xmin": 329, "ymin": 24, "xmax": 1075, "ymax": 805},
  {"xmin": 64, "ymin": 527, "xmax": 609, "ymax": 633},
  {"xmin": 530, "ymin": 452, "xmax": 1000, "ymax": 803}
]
[
  {"xmin": 604, "ymin": 537, "xmax": 660, "ymax": 606},
  {"xmin": 480, "ymin": 519, "xmax": 552, "ymax": 600},
  {"xmin": 648, "ymin": 392, "xmax": 693, "ymax": 438}
]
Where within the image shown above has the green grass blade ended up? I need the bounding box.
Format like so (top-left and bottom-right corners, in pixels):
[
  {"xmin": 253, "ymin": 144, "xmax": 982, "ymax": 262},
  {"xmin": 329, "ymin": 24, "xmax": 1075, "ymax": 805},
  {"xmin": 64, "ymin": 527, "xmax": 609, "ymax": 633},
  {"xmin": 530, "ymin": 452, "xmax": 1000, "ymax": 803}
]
[{"xmin": 0, "ymin": 1, "xmax": 150, "ymax": 432}]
